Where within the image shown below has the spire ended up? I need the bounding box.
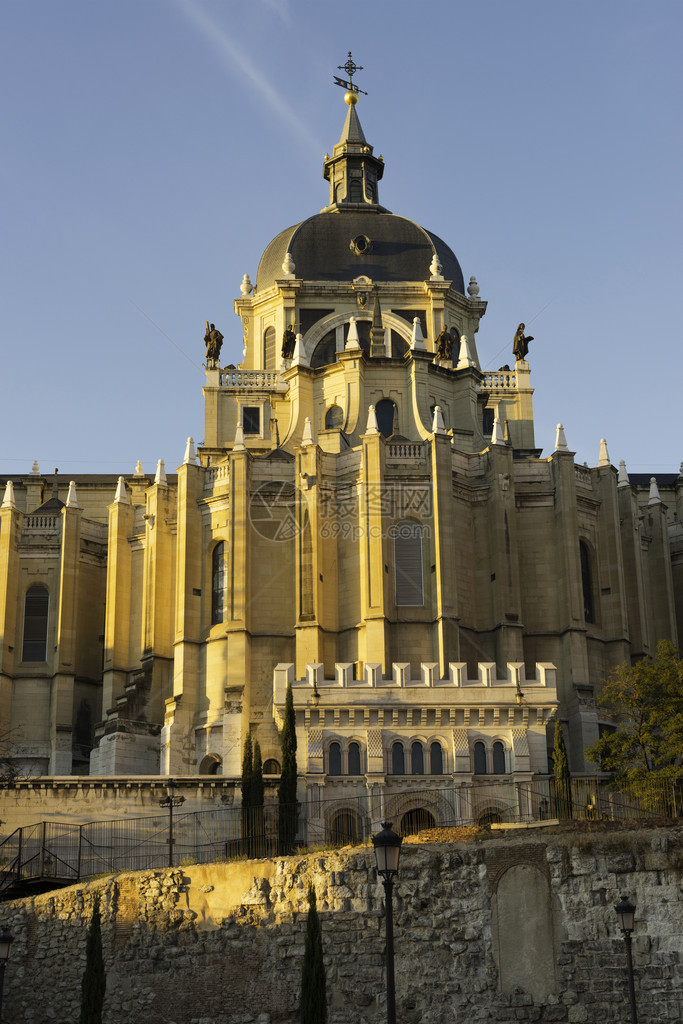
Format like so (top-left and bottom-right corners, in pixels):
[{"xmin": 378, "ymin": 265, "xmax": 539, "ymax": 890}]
[
  {"xmin": 455, "ymin": 335, "xmax": 475, "ymax": 369},
  {"xmin": 292, "ymin": 332, "xmax": 310, "ymax": 367},
  {"xmin": 554, "ymin": 424, "xmax": 569, "ymax": 452},
  {"xmin": 322, "ymin": 94, "xmax": 386, "ymax": 211},
  {"xmin": 410, "ymin": 317, "xmax": 426, "ymax": 351},
  {"xmin": 432, "ymin": 406, "xmax": 447, "ymax": 435},
  {"xmin": 301, "ymin": 417, "xmax": 314, "ymax": 447},
  {"xmin": 155, "ymin": 459, "xmax": 167, "ymax": 486},
  {"xmin": 114, "ymin": 476, "xmax": 129, "ymax": 504},
  {"xmin": 2, "ymin": 481, "xmax": 16, "ymax": 509},
  {"xmin": 598, "ymin": 438, "xmax": 610, "ymax": 467},
  {"xmin": 491, "ymin": 410, "xmax": 506, "ymax": 446},
  {"xmin": 370, "ymin": 290, "xmax": 385, "ymax": 358},
  {"xmin": 66, "ymin": 481, "xmax": 80, "ymax": 508},
  {"xmin": 183, "ymin": 437, "xmax": 197, "ymax": 465},
  {"xmin": 345, "ymin": 317, "xmax": 361, "ymax": 351},
  {"xmin": 648, "ymin": 477, "xmax": 661, "ymax": 505},
  {"xmin": 618, "ymin": 460, "xmax": 630, "ymax": 487},
  {"xmin": 365, "ymin": 405, "xmax": 380, "ymax": 435},
  {"xmin": 233, "ymin": 423, "xmax": 246, "ymax": 452}
]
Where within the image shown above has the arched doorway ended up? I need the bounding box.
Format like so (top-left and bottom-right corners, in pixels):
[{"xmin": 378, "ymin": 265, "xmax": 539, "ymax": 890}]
[
  {"xmin": 328, "ymin": 809, "xmax": 360, "ymax": 846},
  {"xmin": 400, "ymin": 808, "xmax": 435, "ymax": 836},
  {"xmin": 477, "ymin": 807, "xmax": 503, "ymax": 825},
  {"xmin": 199, "ymin": 753, "xmax": 222, "ymax": 775}
]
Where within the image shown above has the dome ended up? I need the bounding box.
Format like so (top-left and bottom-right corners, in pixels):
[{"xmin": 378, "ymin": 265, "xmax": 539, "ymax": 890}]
[
  {"xmin": 256, "ymin": 212, "xmax": 464, "ymax": 294},
  {"xmin": 255, "ymin": 101, "xmax": 464, "ymax": 295}
]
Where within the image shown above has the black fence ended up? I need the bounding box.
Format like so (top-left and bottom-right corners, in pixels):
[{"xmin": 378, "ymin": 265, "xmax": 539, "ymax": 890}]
[{"xmin": 0, "ymin": 775, "xmax": 679, "ymax": 899}]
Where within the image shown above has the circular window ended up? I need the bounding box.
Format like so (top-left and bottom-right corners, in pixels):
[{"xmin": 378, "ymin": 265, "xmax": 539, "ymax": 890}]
[{"xmin": 350, "ymin": 234, "xmax": 372, "ymax": 256}]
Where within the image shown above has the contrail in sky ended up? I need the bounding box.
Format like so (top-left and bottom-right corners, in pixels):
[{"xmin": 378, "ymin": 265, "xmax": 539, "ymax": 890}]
[{"xmin": 174, "ymin": 0, "xmax": 323, "ymax": 161}]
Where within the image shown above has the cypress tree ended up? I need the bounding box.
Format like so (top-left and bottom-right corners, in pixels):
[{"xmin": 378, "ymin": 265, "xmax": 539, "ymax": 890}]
[
  {"xmin": 241, "ymin": 732, "xmax": 254, "ymax": 854},
  {"xmin": 553, "ymin": 720, "xmax": 573, "ymax": 819},
  {"xmin": 278, "ymin": 682, "xmax": 298, "ymax": 854},
  {"xmin": 79, "ymin": 893, "xmax": 106, "ymax": 1024},
  {"xmin": 300, "ymin": 884, "xmax": 327, "ymax": 1024},
  {"xmin": 252, "ymin": 739, "xmax": 265, "ymax": 856}
]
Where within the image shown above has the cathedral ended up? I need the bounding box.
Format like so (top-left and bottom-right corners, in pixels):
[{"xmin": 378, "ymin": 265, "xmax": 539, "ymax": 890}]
[{"xmin": 1, "ymin": 87, "xmax": 681, "ymax": 830}]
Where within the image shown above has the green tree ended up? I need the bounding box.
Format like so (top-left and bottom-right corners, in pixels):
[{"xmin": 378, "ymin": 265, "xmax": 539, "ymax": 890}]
[
  {"xmin": 79, "ymin": 893, "xmax": 106, "ymax": 1024},
  {"xmin": 300, "ymin": 884, "xmax": 327, "ymax": 1024},
  {"xmin": 252, "ymin": 739, "xmax": 265, "ymax": 856},
  {"xmin": 241, "ymin": 732, "xmax": 254, "ymax": 854},
  {"xmin": 586, "ymin": 640, "xmax": 683, "ymax": 801},
  {"xmin": 278, "ymin": 682, "xmax": 298, "ymax": 854},
  {"xmin": 553, "ymin": 720, "xmax": 573, "ymax": 819}
]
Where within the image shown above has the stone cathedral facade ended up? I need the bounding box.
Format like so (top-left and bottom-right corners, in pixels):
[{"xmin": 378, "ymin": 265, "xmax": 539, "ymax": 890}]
[{"xmin": 1, "ymin": 95, "xmax": 681, "ymax": 830}]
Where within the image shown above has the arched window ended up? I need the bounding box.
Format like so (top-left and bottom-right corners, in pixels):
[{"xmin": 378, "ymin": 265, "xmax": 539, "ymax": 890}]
[
  {"xmin": 325, "ymin": 405, "xmax": 344, "ymax": 430},
  {"xmin": 211, "ymin": 543, "xmax": 226, "ymax": 625},
  {"xmin": 349, "ymin": 179, "xmax": 363, "ymax": 203},
  {"xmin": 394, "ymin": 521, "xmax": 424, "ymax": 607},
  {"xmin": 374, "ymin": 398, "xmax": 397, "ymax": 438},
  {"xmin": 264, "ymin": 326, "xmax": 276, "ymax": 368},
  {"xmin": 430, "ymin": 742, "xmax": 443, "ymax": 775},
  {"xmin": 348, "ymin": 741, "xmax": 361, "ymax": 776},
  {"xmin": 263, "ymin": 758, "xmax": 281, "ymax": 775},
  {"xmin": 391, "ymin": 742, "xmax": 405, "ymax": 775},
  {"xmin": 22, "ymin": 585, "xmax": 49, "ymax": 662},
  {"xmin": 492, "ymin": 741, "xmax": 506, "ymax": 775},
  {"xmin": 580, "ymin": 541, "xmax": 595, "ymax": 624},
  {"xmin": 473, "ymin": 741, "xmax": 487, "ymax": 775},
  {"xmin": 329, "ymin": 742, "xmax": 342, "ymax": 776},
  {"xmin": 411, "ymin": 741, "xmax": 424, "ymax": 774}
]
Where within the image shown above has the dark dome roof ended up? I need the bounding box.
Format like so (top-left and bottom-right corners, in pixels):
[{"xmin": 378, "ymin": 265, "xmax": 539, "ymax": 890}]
[{"xmin": 256, "ymin": 211, "xmax": 464, "ymax": 294}]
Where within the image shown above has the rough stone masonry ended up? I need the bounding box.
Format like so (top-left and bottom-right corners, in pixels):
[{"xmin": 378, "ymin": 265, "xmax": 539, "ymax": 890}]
[{"xmin": 1, "ymin": 825, "xmax": 681, "ymax": 1024}]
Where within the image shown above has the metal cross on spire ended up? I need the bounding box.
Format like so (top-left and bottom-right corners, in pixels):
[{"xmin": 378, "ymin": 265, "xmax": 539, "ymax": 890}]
[{"xmin": 334, "ymin": 51, "xmax": 368, "ymax": 95}]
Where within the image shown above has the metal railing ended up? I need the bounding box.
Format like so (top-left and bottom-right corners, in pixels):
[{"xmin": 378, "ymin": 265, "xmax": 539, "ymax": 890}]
[{"xmin": 0, "ymin": 776, "xmax": 678, "ymax": 898}]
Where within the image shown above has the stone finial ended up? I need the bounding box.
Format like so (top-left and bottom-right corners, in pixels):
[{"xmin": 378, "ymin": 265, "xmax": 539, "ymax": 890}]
[
  {"xmin": 134, "ymin": 460, "xmax": 145, "ymax": 476},
  {"xmin": 648, "ymin": 477, "xmax": 661, "ymax": 505},
  {"xmin": 183, "ymin": 437, "xmax": 197, "ymax": 465},
  {"xmin": 555, "ymin": 424, "xmax": 569, "ymax": 452},
  {"xmin": 618, "ymin": 460, "xmax": 630, "ymax": 487},
  {"xmin": 281, "ymin": 252, "xmax": 295, "ymax": 278},
  {"xmin": 301, "ymin": 417, "xmax": 314, "ymax": 447},
  {"xmin": 66, "ymin": 481, "xmax": 80, "ymax": 508},
  {"xmin": 491, "ymin": 409, "xmax": 506, "ymax": 446},
  {"xmin": 598, "ymin": 438, "xmax": 611, "ymax": 467},
  {"xmin": 292, "ymin": 332, "xmax": 310, "ymax": 368},
  {"xmin": 429, "ymin": 253, "xmax": 443, "ymax": 280},
  {"xmin": 345, "ymin": 316, "xmax": 361, "ymax": 351},
  {"xmin": 114, "ymin": 476, "xmax": 129, "ymax": 504},
  {"xmin": 455, "ymin": 335, "xmax": 475, "ymax": 369},
  {"xmin": 155, "ymin": 459, "xmax": 167, "ymax": 486},
  {"xmin": 2, "ymin": 480, "xmax": 16, "ymax": 509},
  {"xmin": 233, "ymin": 423, "xmax": 246, "ymax": 452},
  {"xmin": 467, "ymin": 275, "xmax": 480, "ymax": 298},
  {"xmin": 365, "ymin": 404, "xmax": 380, "ymax": 435},
  {"xmin": 410, "ymin": 317, "xmax": 426, "ymax": 350},
  {"xmin": 240, "ymin": 273, "xmax": 253, "ymax": 295},
  {"xmin": 432, "ymin": 405, "xmax": 446, "ymax": 435},
  {"xmin": 31, "ymin": 460, "xmax": 40, "ymax": 475}
]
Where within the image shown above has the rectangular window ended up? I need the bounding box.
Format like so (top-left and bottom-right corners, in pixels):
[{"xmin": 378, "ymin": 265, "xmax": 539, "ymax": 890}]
[
  {"xmin": 242, "ymin": 406, "xmax": 260, "ymax": 435},
  {"xmin": 22, "ymin": 586, "xmax": 49, "ymax": 661}
]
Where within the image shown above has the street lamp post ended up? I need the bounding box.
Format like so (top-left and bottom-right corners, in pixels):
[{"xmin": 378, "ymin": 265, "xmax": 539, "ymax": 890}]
[
  {"xmin": 614, "ymin": 895, "xmax": 639, "ymax": 1024},
  {"xmin": 159, "ymin": 780, "xmax": 186, "ymax": 868},
  {"xmin": 372, "ymin": 822, "xmax": 403, "ymax": 1024},
  {"xmin": 0, "ymin": 929, "xmax": 14, "ymax": 1018}
]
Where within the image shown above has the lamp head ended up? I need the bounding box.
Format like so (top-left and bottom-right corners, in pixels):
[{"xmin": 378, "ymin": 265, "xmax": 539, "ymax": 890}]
[
  {"xmin": 372, "ymin": 821, "xmax": 402, "ymax": 879},
  {"xmin": 614, "ymin": 894, "xmax": 636, "ymax": 935}
]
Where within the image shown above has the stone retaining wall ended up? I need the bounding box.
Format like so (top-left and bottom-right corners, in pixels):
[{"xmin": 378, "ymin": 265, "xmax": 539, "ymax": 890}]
[{"xmin": 1, "ymin": 825, "xmax": 681, "ymax": 1024}]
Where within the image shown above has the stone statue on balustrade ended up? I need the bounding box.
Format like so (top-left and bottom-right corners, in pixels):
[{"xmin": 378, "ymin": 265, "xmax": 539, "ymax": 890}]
[
  {"xmin": 436, "ymin": 325, "xmax": 454, "ymax": 362},
  {"xmin": 204, "ymin": 322, "xmax": 224, "ymax": 364},
  {"xmin": 512, "ymin": 323, "xmax": 533, "ymax": 362},
  {"xmin": 281, "ymin": 326, "xmax": 296, "ymax": 360}
]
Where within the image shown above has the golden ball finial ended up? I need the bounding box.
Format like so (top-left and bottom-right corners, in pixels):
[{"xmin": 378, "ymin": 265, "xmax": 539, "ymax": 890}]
[{"xmin": 344, "ymin": 91, "xmax": 358, "ymax": 106}]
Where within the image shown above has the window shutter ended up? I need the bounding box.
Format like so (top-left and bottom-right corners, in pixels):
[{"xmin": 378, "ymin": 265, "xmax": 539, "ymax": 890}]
[{"xmin": 394, "ymin": 524, "xmax": 423, "ymax": 606}]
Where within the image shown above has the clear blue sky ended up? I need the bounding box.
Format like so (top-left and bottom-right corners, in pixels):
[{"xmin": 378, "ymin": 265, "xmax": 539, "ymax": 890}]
[{"xmin": 2, "ymin": 0, "xmax": 681, "ymax": 478}]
